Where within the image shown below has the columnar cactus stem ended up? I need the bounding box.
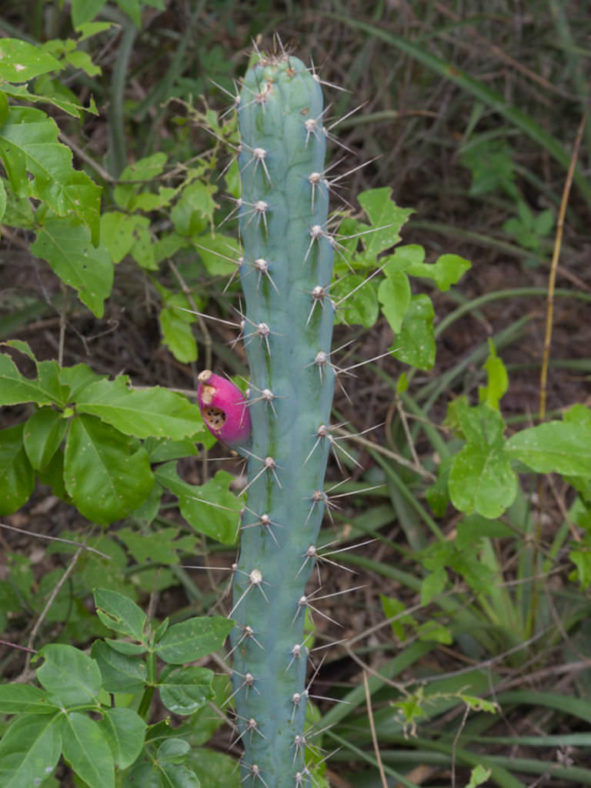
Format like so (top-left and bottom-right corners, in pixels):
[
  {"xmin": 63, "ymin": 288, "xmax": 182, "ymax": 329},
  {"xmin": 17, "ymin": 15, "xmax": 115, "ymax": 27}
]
[{"xmin": 230, "ymin": 50, "xmax": 336, "ymax": 785}]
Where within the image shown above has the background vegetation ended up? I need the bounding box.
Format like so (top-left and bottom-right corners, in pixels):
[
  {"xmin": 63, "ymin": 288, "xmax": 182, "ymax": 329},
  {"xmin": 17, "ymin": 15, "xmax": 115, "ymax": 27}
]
[{"xmin": 0, "ymin": 1, "xmax": 590, "ymax": 786}]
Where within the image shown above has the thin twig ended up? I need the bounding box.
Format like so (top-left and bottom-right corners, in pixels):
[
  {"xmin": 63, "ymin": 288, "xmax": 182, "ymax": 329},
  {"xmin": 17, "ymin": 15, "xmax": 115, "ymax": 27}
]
[
  {"xmin": 363, "ymin": 670, "xmax": 388, "ymax": 788},
  {"xmin": 23, "ymin": 544, "xmax": 85, "ymax": 674},
  {"xmin": 539, "ymin": 106, "xmax": 589, "ymax": 420},
  {"xmin": 0, "ymin": 521, "xmax": 111, "ymax": 559}
]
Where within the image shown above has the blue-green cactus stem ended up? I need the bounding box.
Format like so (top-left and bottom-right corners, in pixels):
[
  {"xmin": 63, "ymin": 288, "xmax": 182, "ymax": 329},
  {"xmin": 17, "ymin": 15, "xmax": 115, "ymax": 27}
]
[{"xmin": 230, "ymin": 51, "xmax": 336, "ymax": 786}]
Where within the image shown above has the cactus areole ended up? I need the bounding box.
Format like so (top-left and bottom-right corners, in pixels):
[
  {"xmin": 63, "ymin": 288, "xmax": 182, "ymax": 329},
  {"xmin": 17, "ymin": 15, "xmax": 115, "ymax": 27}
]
[{"xmin": 224, "ymin": 51, "xmax": 336, "ymax": 785}]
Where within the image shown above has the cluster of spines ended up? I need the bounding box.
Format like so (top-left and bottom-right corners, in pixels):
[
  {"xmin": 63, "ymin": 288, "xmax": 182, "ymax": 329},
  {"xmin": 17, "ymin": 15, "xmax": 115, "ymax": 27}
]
[{"xmin": 227, "ymin": 51, "xmax": 338, "ymax": 787}]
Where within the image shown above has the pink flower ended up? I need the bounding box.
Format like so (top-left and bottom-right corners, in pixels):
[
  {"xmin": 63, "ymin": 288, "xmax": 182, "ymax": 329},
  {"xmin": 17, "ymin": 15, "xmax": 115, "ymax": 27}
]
[{"xmin": 197, "ymin": 370, "xmax": 251, "ymax": 448}]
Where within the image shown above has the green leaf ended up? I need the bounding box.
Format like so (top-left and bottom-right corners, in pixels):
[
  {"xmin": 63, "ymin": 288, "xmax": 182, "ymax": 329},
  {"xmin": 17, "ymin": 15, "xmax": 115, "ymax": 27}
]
[
  {"xmin": 64, "ymin": 414, "xmax": 154, "ymax": 525},
  {"xmin": 93, "ymin": 588, "xmax": 147, "ymax": 641},
  {"xmin": 194, "ymin": 234, "xmax": 241, "ymax": 276},
  {"xmin": 97, "ymin": 707, "xmax": 146, "ymax": 770},
  {"xmin": 0, "ymin": 352, "xmax": 64, "ymax": 406},
  {"xmin": 65, "ymin": 49, "xmax": 101, "ymax": 77},
  {"xmin": 0, "ymin": 39, "xmax": 61, "ymax": 82},
  {"xmin": 378, "ymin": 269, "xmax": 410, "ymax": 333},
  {"xmin": 188, "ymin": 748, "xmax": 239, "ymax": 788},
  {"xmin": 449, "ymin": 443, "xmax": 517, "ymax": 518},
  {"xmin": 62, "ymin": 712, "xmax": 115, "ymax": 788},
  {"xmin": 420, "ymin": 567, "xmax": 447, "ymax": 605},
  {"xmin": 333, "ymin": 274, "xmax": 380, "ymax": 327},
  {"xmin": 0, "ymin": 713, "xmax": 62, "ymax": 787},
  {"xmin": 117, "ymin": 526, "xmax": 194, "ymax": 565},
  {"xmin": 392, "ymin": 294, "xmax": 436, "ymax": 370},
  {"xmin": 23, "ymin": 407, "xmax": 67, "ymax": 469},
  {"xmin": 357, "ymin": 188, "xmax": 413, "ymax": 259},
  {"xmin": 171, "ymin": 181, "xmax": 217, "ymax": 237},
  {"xmin": 58, "ymin": 362, "xmax": 104, "ymax": 400},
  {"xmin": 71, "ymin": 0, "xmax": 107, "ymax": 27},
  {"xmin": 0, "ymin": 684, "xmax": 58, "ymax": 714},
  {"xmin": 505, "ymin": 421, "xmax": 591, "ymax": 476},
  {"xmin": 91, "ymin": 640, "xmax": 146, "ymax": 694},
  {"xmin": 155, "ymin": 616, "xmax": 233, "ymax": 664},
  {"xmin": 155, "ymin": 464, "xmax": 242, "ymax": 545},
  {"xmin": 114, "ymin": 153, "xmax": 167, "ymax": 210},
  {"xmin": 100, "ymin": 211, "xmax": 144, "ymax": 264},
  {"xmin": 478, "ymin": 340, "xmax": 508, "ymax": 410},
  {"xmin": 76, "ymin": 376, "xmax": 206, "ymax": 439},
  {"xmin": 31, "ymin": 218, "xmax": 113, "ymax": 317},
  {"xmin": 380, "ymin": 595, "xmax": 415, "ymax": 641},
  {"xmin": 160, "ymin": 295, "xmax": 198, "ymax": 363},
  {"xmin": 0, "ymin": 106, "xmax": 101, "ymax": 241},
  {"xmin": 37, "ymin": 644, "xmax": 102, "ymax": 706},
  {"xmin": 0, "ymin": 423, "xmax": 35, "ymax": 515},
  {"xmin": 466, "ymin": 765, "xmax": 492, "ymax": 788},
  {"xmin": 159, "ymin": 666, "xmax": 214, "ymax": 715},
  {"xmin": 406, "ymin": 252, "xmax": 471, "ymax": 292}
]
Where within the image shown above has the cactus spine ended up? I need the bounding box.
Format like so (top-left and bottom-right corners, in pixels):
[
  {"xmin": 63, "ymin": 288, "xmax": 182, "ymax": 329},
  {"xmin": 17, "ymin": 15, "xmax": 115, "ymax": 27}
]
[{"xmin": 230, "ymin": 51, "xmax": 335, "ymax": 785}]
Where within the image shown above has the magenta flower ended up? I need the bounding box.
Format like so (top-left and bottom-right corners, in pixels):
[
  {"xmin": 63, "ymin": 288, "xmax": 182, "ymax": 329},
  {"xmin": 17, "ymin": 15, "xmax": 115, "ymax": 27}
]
[{"xmin": 197, "ymin": 370, "xmax": 251, "ymax": 448}]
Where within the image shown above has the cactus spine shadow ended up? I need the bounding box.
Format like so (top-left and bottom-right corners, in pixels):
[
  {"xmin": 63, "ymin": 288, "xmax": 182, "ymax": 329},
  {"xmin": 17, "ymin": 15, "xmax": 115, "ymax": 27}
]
[{"xmin": 230, "ymin": 51, "xmax": 336, "ymax": 785}]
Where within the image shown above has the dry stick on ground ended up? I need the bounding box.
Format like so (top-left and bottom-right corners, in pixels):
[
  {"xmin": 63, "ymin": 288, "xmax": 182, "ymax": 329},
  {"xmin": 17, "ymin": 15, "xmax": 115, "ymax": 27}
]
[
  {"xmin": 363, "ymin": 670, "xmax": 388, "ymax": 788},
  {"xmin": 528, "ymin": 107, "xmax": 590, "ymax": 636}
]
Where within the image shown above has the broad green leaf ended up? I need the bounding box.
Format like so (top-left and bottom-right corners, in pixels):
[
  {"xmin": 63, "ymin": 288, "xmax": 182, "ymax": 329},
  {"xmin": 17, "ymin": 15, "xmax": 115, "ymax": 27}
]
[
  {"xmin": 155, "ymin": 464, "xmax": 242, "ymax": 545},
  {"xmin": 117, "ymin": 526, "xmax": 195, "ymax": 565},
  {"xmin": 129, "ymin": 217, "xmax": 157, "ymax": 270},
  {"xmin": 0, "ymin": 107, "xmax": 101, "ymax": 240},
  {"xmin": 171, "ymin": 181, "xmax": 217, "ymax": 237},
  {"xmin": 160, "ymin": 295, "xmax": 198, "ymax": 363},
  {"xmin": 91, "ymin": 640, "xmax": 146, "ymax": 694},
  {"xmin": 0, "ymin": 39, "xmax": 61, "ymax": 82},
  {"xmin": 2, "ymin": 80, "xmax": 89, "ymax": 119},
  {"xmin": 65, "ymin": 49, "xmax": 101, "ymax": 77},
  {"xmin": 62, "ymin": 712, "xmax": 115, "ymax": 788},
  {"xmin": 392, "ymin": 294, "xmax": 435, "ymax": 370},
  {"xmin": 0, "ymin": 424, "xmax": 35, "ymax": 515},
  {"xmin": 357, "ymin": 188, "xmax": 413, "ymax": 259},
  {"xmin": 380, "ymin": 595, "xmax": 415, "ymax": 641},
  {"xmin": 333, "ymin": 274, "xmax": 380, "ymax": 327},
  {"xmin": 33, "ymin": 74, "xmax": 93, "ymax": 118},
  {"xmin": 64, "ymin": 414, "xmax": 154, "ymax": 524},
  {"xmin": 505, "ymin": 421, "xmax": 591, "ymax": 476},
  {"xmin": 23, "ymin": 407, "xmax": 67, "ymax": 469},
  {"xmin": 479, "ymin": 340, "xmax": 508, "ymax": 411},
  {"xmin": 37, "ymin": 644, "xmax": 102, "ymax": 707},
  {"xmin": 58, "ymin": 362, "xmax": 103, "ymax": 400},
  {"xmin": 71, "ymin": 0, "xmax": 107, "ymax": 27},
  {"xmin": 76, "ymin": 21, "xmax": 115, "ymax": 40},
  {"xmin": 0, "ymin": 352, "xmax": 63, "ymax": 406},
  {"xmin": 406, "ymin": 252, "xmax": 471, "ymax": 291},
  {"xmin": 0, "ymin": 713, "xmax": 62, "ymax": 787},
  {"xmin": 193, "ymin": 233, "xmax": 241, "ymax": 276},
  {"xmin": 466, "ymin": 765, "xmax": 493, "ymax": 788},
  {"xmin": 100, "ymin": 211, "xmax": 144, "ymax": 263},
  {"xmin": 155, "ymin": 616, "xmax": 233, "ymax": 664},
  {"xmin": 454, "ymin": 401, "xmax": 505, "ymax": 447},
  {"xmin": 93, "ymin": 588, "xmax": 146, "ymax": 641},
  {"xmin": 77, "ymin": 376, "xmax": 205, "ymax": 439},
  {"xmin": 0, "ymin": 684, "xmax": 58, "ymax": 714},
  {"xmin": 449, "ymin": 443, "xmax": 517, "ymax": 518},
  {"xmin": 146, "ymin": 436, "xmax": 200, "ymax": 462},
  {"xmin": 31, "ymin": 218, "xmax": 112, "ymax": 317},
  {"xmin": 378, "ymin": 269, "xmax": 410, "ymax": 333},
  {"xmin": 114, "ymin": 153, "xmax": 167, "ymax": 210},
  {"xmin": 420, "ymin": 567, "xmax": 447, "ymax": 605},
  {"xmin": 159, "ymin": 666, "xmax": 214, "ymax": 715},
  {"xmin": 188, "ymin": 748, "xmax": 239, "ymax": 788},
  {"xmin": 97, "ymin": 707, "xmax": 146, "ymax": 770}
]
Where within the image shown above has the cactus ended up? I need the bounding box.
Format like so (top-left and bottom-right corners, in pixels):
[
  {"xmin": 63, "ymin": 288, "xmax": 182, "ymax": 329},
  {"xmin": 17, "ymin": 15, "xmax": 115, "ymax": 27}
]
[{"xmin": 208, "ymin": 49, "xmax": 337, "ymax": 786}]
